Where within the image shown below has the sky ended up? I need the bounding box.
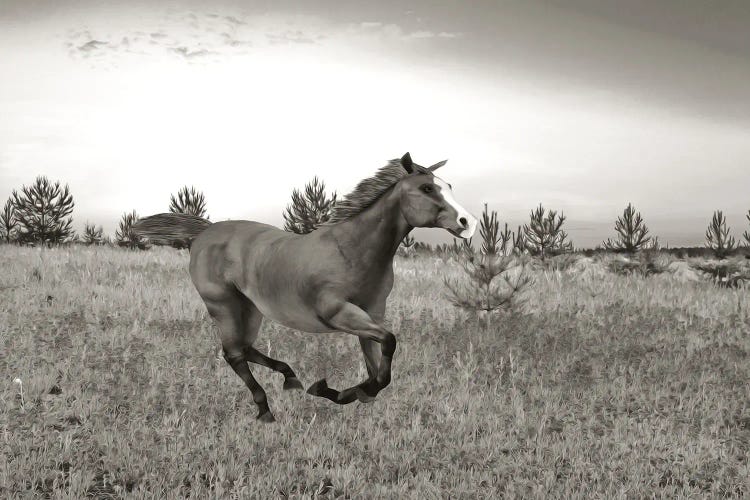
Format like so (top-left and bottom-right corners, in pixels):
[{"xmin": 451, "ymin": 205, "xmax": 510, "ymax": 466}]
[{"xmin": 1, "ymin": 0, "xmax": 749, "ymax": 248}]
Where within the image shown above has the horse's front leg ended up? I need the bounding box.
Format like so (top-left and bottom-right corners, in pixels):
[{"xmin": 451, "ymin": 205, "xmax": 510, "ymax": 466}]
[{"xmin": 307, "ymin": 300, "xmax": 396, "ymax": 405}]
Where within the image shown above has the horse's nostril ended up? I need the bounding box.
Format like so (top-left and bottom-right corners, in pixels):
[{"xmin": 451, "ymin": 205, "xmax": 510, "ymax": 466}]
[{"xmin": 459, "ymin": 217, "xmax": 468, "ymax": 227}]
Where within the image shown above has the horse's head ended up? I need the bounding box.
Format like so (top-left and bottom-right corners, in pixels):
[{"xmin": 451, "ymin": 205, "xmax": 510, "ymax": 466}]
[{"xmin": 397, "ymin": 152, "xmax": 477, "ymax": 239}]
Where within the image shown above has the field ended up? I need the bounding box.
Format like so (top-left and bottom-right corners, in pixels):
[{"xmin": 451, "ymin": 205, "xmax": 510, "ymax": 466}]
[{"xmin": 1, "ymin": 245, "xmax": 749, "ymax": 498}]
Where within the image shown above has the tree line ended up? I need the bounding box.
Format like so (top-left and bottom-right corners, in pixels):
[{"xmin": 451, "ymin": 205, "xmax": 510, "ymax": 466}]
[
  {"xmin": 2, "ymin": 174, "xmax": 750, "ymax": 260},
  {"xmin": 0, "ymin": 176, "xmax": 208, "ymax": 249}
]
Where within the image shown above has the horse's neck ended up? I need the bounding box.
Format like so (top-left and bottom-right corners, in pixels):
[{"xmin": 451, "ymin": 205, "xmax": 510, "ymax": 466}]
[{"xmin": 330, "ymin": 188, "xmax": 412, "ymax": 269}]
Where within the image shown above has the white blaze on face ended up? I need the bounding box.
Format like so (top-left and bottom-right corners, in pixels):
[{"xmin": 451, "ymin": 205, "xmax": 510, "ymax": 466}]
[{"xmin": 434, "ymin": 177, "xmax": 478, "ymax": 239}]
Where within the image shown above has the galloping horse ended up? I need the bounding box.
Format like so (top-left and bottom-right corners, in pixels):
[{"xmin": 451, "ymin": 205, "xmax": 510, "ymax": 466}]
[{"xmin": 134, "ymin": 153, "xmax": 477, "ymax": 422}]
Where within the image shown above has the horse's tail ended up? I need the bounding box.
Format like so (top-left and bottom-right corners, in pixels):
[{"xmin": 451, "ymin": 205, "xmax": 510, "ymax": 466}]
[{"xmin": 133, "ymin": 213, "xmax": 212, "ymax": 249}]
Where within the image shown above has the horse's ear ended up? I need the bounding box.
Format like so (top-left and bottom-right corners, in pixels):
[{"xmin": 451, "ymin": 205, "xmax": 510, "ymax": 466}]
[
  {"xmin": 428, "ymin": 159, "xmax": 447, "ymax": 172},
  {"xmin": 401, "ymin": 152, "xmax": 414, "ymax": 173}
]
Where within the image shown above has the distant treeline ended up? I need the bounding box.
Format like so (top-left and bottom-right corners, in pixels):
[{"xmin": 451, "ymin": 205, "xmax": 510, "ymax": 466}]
[{"xmin": 2, "ymin": 174, "xmax": 750, "ymax": 261}]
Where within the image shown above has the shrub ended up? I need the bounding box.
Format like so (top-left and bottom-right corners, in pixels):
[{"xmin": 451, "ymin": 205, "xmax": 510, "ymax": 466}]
[
  {"xmin": 606, "ymin": 252, "xmax": 671, "ymax": 277},
  {"xmin": 10, "ymin": 176, "xmax": 75, "ymax": 246},
  {"xmin": 397, "ymin": 234, "xmax": 416, "ymax": 257},
  {"xmin": 169, "ymin": 186, "xmax": 208, "ymax": 219},
  {"xmin": 283, "ymin": 177, "xmax": 336, "ymax": 234},
  {"xmin": 690, "ymin": 258, "xmax": 749, "ymax": 288},
  {"xmin": 523, "ymin": 204, "xmax": 572, "ymax": 259},
  {"xmin": 115, "ymin": 210, "xmax": 150, "ymax": 250},
  {"xmin": 705, "ymin": 210, "xmax": 736, "ymax": 259},
  {"xmin": 540, "ymin": 253, "xmax": 580, "ymax": 273},
  {"xmin": 0, "ymin": 198, "xmax": 17, "ymax": 243},
  {"xmin": 602, "ymin": 203, "xmax": 652, "ymax": 253},
  {"xmin": 82, "ymin": 222, "xmax": 105, "ymax": 246},
  {"xmin": 444, "ymin": 203, "xmax": 532, "ymax": 324}
]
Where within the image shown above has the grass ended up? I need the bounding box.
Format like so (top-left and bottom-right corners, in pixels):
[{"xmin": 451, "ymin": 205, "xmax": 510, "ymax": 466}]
[{"xmin": 1, "ymin": 245, "xmax": 749, "ymax": 498}]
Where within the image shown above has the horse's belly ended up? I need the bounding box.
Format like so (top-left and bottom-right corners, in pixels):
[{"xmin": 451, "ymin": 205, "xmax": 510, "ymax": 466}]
[{"xmin": 250, "ymin": 295, "xmax": 333, "ymax": 333}]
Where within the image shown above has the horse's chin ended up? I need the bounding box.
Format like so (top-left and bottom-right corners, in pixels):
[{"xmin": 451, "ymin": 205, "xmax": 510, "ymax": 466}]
[{"xmin": 446, "ymin": 228, "xmax": 469, "ymax": 239}]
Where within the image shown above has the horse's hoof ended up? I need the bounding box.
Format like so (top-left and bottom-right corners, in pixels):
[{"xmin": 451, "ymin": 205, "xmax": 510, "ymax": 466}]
[
  {"xmin": 283, "ymin": 377, "xmax": 304, "ymax": 391},
  {"xmin": 307, "ymin": 378, "xmax": 328, "ymax": 396},
  {"xmin": 257, "ymin": 411, "xmax": 276, "ymax": 423},
  {"xmin": 355, "ymin": 387, "xmax": 376, "ymax": 404}
]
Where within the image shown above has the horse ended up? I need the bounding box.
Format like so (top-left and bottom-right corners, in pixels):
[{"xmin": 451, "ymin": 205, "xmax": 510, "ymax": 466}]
[{"xmin": 133, "ymin": 153, "xmax": 477, "ymax": 422}]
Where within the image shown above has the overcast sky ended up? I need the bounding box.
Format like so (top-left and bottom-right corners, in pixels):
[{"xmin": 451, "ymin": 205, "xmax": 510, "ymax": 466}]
[{"xmin": 1, "ymin": 0, "xmax": 749, "ymax": 247}]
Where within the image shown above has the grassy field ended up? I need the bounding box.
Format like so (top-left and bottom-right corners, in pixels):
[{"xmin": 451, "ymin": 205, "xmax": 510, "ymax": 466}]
[{"xmin": 1, "ymin": 245, "xmax": 749, "ymax": 498}]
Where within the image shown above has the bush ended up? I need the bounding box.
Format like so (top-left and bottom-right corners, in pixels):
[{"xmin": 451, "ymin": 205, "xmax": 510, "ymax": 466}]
[
  {"xmin": 606, "ymin": 253, "xmax": 671, "ymax": 277},
  {"xmin": 82, "ymin": 222, "xmax": 105, "ymax": 246},
  {"xmin": 397, "ymin": 234, "xmax": 416, "ymax": 258},
  {"xmin": 283, "ymin": 177, "xmax": 336, "ymax": 234},
  {"xmin": 523, "ymin": 204, "xmax": 572, "ymax": 259},
  {"xmin": 169, "ymin": 186, "xmax": 208, "ymax": 219},
  {"xmin": 602, "ymin": 203, "xmax": 653, "ymax": 253},
  {"xmin": 705, "ymin": 210, "xmax": 736, "ymax": 259},
  {"xmin": 10, "ymin": 176, "xmax": 75, "ymax": 246},
  {"xmin": 689, "ymin": 258, "xmax": 750, "ymax": 288},
  {"xmin": 115, "ymin": 211, "xmax": 150, "ymax": 250},
  {"xmin": 444, "ymin": 253, "xmax": 532, "ymax": 318},
  {"xmin": 0, "ymin": 199, "xmax": 17, "ymax": 243},
  {"xmin": 539, "ymin": 253, "xmax": 580, "ymax": 273},
  {"xmin": 444, "ymin": 203, "xmax": 532, "ymax": 324}
]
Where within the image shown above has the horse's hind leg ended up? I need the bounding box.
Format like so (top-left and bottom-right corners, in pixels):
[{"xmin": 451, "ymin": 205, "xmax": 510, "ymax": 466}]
[
  {"xmin": 204, "ymin": 294, "xmax": 275, "ymax": 423},
  {"xmin": 238, "ymin": 297, "xmax": 303, "ymax": 391},
  {"xmin": 244, "ymin": 348, "xmax": 304, "ymax": 391}
]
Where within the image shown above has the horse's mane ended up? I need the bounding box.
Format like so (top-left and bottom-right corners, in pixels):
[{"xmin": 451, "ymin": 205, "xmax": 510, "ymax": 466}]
[{"xmin": 324, "ymin": 158, "xmax": 411, "ymax": 224}]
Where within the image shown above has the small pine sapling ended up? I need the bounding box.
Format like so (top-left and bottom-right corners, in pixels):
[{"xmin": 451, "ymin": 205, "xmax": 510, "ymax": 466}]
[
  {"xmin": 444, "ymin": 203, "xmax": 532, "ymax": 327},
  {"xmin": 602, "ymin": 203, "xmax": 652, "ymax": 254},
  {"xmin": 283, "ymin": 177, "xmax": 337, "ymax": 234},
  {"xmin": 705, "ymin": 210, "xmax": 735, "ymax": 259},
  {"xmin": 116, "ymin": 210, "xmax": 150, "ymax": 250},
  {"xmin": 11, "ymin": 176, "xmax": 75, "ymax": 246},
  {"xmin": 398, "ymin": 234, "xmax": 416, "ymax": 257},
  {"xmin": 169, "ymin": 186, "xmax": 209, "ymax": 218},
  {"xmin": 0, "ymin": 198, "xmax": 17, "ymax": 243},
  {"xmin": 523, "ymin": 204, "xmax": 572, "ymax": 259},
  {"xmin": 82, "ymin": 222, "xmax": 104, "ymax": 245}
]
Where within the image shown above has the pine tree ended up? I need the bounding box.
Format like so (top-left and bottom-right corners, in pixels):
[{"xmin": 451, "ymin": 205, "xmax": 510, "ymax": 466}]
[
  {"xmin": 444, "ymin": 203, "xmax": 531, "ymax": 325},
  {"xmin": 743, "ymin": 210, "xmax": 750, "ymax": 247},
  {"xmin": 82, "ymin": 222, "xmax": 104, "ymax": 245},
  {"xmin": 283, "ymin": 177, "xmax": 337, "ymax": 234},
  {"xmin": 512, "ymin": 225, "xmax": 525, "ymax": 255},
  {"xmin": 0, "ymin": 198, "xmax": 17, "ymax": 243},
  {"xmin": 397, "ymin": 234, "xmax": 416, "ymax": 257},
  {"xmin": 11, "ymin": 176, "xmax": 75, "ymax": 246},
  {"xmin": 451, "ymin": 236, "xmax": 474, "ymax": 259},
  {"xmin": 705, "ymin": 210, "xmax": 735, "ymax": 259},
  {"xmin": 602, "ymin": 203, "xmax": 652, "ymax": 254},
  {"xmin": 523, "ymin": 204, "xmax": 572, "ymax": 259},
  {"xmin": 479, "ymin": 203, "xmax": 500, "ymax": 255},
  {"xmin": 169, "ymin": 186, "xmax": 208, "ymax": 218},
  {"xmin": 116, "ymin": 210, "xmax": 149, "ymax": 250}
]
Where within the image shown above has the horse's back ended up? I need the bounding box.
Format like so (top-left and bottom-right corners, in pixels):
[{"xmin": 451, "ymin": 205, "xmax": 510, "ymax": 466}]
[{"xmin": 189, "ymin": 220, "xmax": 289, "ymax": 299}]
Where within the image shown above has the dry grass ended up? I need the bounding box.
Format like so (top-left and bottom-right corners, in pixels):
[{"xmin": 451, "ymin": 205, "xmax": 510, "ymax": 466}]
[{"xmin": 1, "ymin": 245, "xmax": 749, "ymax": 498}]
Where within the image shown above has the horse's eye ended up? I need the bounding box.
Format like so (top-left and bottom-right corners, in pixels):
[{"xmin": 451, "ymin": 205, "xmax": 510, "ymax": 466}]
[{"xmin": 421, "ymin": 184, "xmax": 434, "ymax": 194}]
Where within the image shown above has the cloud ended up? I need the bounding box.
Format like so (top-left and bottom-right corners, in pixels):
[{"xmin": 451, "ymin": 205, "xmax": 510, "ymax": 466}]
[
  {"xmin": 355, "ymin": 22, "xmax": 462, "ymax": 41},
  {"xmin": 62, "ymin": 9, "xmax": 462, "ymax": 67},
  {"xmin": 170, "ymin": 46, "xmax": 215, "ymax": 59},
  {"xmin": 62, "ymin": 10, "xmax": 327, "ymax": 65},
  {"xmin": 266, "ymin": 30, "xmax": 319, "ymax": 46},
  {"xmin": 77, "ymin": 40, "xmax": 108, "ymax": 53}
]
